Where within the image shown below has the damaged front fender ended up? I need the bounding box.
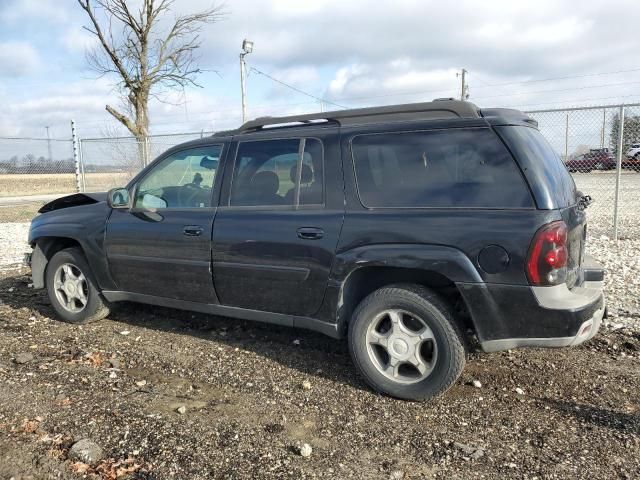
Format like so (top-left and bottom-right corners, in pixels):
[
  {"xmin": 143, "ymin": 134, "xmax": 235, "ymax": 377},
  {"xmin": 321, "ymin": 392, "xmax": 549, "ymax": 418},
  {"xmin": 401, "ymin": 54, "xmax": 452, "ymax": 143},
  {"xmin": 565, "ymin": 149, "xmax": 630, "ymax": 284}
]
[{"xmin": 38, "ymin": 192, "xmax": 108, "ymax": 214}]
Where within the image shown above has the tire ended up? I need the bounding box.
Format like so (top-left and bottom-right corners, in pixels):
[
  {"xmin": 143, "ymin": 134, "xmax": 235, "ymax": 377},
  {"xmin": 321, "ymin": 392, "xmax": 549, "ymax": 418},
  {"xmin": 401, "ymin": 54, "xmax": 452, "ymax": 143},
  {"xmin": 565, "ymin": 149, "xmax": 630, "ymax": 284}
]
[
  {"xmin": 348, "ymin": 284, "xmax": 466, "ymax": 401},
  {"xmin": 45, "ymin": 247, "xmax": 110, "ymax": 324}
]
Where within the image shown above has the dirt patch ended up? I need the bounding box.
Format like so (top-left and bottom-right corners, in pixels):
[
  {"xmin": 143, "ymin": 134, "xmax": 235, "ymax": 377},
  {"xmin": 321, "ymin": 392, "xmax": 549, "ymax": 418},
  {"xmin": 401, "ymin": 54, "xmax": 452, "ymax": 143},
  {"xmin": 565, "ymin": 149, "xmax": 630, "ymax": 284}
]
[{"xmin": 0, "ymin": 272, "xmax": 638, "ymax": 479}]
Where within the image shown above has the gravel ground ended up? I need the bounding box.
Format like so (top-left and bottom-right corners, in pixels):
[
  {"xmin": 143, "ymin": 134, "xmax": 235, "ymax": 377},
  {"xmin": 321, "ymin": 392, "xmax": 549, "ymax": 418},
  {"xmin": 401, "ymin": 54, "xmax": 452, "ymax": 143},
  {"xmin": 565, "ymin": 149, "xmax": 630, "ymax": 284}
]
[{"xmin": 0, "ymin": 273, "xmax": 639, "ymax": 479}]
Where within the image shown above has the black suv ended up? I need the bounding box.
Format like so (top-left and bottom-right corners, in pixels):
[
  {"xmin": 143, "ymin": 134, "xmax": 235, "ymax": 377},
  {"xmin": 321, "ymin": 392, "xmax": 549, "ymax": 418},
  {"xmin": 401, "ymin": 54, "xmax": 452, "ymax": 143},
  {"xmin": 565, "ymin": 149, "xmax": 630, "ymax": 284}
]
[{"xmin": 27, "ymin": 100, "xmax": 605, "ymax": 401}]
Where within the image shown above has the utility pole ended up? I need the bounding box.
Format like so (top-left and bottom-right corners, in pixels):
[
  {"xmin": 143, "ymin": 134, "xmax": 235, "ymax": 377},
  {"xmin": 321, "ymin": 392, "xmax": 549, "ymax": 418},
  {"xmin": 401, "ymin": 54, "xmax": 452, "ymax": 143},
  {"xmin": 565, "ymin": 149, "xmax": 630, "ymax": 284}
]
[
  {"xmin": 239, "ymin": 39, "xmax": 254, "ymax": 124},
  {"xmin": 45, "ymin": 126, "xmax": 53, "ymax": 162},
  {"xmin": 457, "ymin": 69, "xmax": 469, "ymax": 101}
]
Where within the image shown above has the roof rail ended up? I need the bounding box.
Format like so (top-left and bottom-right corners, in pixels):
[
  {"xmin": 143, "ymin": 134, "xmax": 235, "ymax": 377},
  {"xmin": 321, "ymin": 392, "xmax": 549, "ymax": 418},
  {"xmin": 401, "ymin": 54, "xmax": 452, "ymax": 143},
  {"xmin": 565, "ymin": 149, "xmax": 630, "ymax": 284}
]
[{"xmin": 233, "ymin": 99, "xmax": 480, "ymax": 133}]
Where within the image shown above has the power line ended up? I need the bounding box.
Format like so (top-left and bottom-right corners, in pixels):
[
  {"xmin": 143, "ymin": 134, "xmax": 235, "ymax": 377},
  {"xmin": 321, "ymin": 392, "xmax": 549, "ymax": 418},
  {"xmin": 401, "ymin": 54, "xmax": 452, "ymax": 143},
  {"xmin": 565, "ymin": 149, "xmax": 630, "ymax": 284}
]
[
  {"xmin": 248, "ymin": 66, "xmax": 348, "ymax": 110},
  {"xmin": 329, "ymin": 67, "xmax": 640, "ymax": 103},
  {"xmin": 470, "ymin": 79, "xmax": 640, "ymax": 101}
]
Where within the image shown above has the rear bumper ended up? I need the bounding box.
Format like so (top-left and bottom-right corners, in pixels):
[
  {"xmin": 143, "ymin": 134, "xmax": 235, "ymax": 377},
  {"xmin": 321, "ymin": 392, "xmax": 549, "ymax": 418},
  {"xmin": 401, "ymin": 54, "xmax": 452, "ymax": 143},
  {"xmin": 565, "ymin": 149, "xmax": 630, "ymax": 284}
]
[
  {"xmin": 457, "ymin": 255, "xmax": 605, "ymax": 353},
  {"xmin": 479, "ymin": 300, "xmax": 604, "ymax": 352}
]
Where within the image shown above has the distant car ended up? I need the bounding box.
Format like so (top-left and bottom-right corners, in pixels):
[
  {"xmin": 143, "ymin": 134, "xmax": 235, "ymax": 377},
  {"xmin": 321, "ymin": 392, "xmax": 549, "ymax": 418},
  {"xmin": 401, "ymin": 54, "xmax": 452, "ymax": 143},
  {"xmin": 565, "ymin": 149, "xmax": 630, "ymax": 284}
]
[
  {"xmin": 626, "ymin": 143, "xmax": 640, "ymax": 160},
  {"xmin": 565, "ymin": 149, "xmax": 615, "ymax": 173},
  {"xmin": 624, "ymin": 143, "xmax": 640, "ymax": 171}
]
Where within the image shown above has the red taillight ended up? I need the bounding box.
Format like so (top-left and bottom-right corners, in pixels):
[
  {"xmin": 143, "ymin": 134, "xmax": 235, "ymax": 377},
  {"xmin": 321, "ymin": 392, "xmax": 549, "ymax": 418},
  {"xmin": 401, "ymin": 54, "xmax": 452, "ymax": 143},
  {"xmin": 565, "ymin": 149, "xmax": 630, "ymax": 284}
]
[{"xmin": 526, "ymin": 221, "xmax": 569, "ymax": 286}]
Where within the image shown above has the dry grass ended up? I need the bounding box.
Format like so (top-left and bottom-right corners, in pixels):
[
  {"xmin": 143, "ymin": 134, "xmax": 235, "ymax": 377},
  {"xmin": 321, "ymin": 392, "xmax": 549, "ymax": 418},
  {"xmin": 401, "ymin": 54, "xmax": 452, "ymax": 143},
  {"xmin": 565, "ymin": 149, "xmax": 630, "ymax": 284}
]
[{"xmin": 0, "ymin": 173, "xmax": 133, "ymax": 198}]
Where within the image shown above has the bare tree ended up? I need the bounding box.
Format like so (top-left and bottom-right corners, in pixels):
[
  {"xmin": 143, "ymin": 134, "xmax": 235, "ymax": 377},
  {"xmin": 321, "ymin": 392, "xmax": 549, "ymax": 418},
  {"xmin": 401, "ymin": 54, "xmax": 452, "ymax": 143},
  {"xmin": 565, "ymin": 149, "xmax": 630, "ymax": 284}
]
[{"xmin": 77, "ymin": 0, "xmax": 224, "ymax": 148}]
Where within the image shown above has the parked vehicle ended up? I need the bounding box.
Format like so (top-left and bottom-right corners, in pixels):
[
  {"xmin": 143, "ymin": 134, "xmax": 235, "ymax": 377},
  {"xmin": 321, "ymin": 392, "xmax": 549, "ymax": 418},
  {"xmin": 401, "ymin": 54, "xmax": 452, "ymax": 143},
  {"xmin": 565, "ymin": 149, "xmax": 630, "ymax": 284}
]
[
  {"xmin": 565, "ymin": 148, "xmax": 616, "ymax": 173},
  {"xmin": 27, "ymin": 100, "xmax": 605, "ymax": 401},
  {"xmin": 626, "ymin": 143, "xmax": 640, "ymax": 160},
  {"xmin": 623, "ymin": 143, "xmax": 640, "ymax": 171}
]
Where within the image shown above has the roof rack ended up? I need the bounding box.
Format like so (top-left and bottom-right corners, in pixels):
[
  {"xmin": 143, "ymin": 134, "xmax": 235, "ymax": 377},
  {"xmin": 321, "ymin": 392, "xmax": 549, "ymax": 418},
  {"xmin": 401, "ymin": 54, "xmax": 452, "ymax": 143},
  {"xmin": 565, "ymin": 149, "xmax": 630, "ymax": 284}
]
[{"xmin": 223, "ymin": 99, "xmax": 480, "ymax": 135}]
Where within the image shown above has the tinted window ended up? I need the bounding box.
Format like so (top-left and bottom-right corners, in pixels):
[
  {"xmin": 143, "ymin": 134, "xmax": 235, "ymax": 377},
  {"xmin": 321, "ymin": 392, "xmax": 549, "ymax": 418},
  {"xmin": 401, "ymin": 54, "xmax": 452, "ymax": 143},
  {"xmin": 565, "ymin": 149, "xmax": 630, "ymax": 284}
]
[
  {"xmin": 134, "ymin": 145, "xmax": 221, "ymax": 209},
  {"xmin": 230, "ymin": 138, "xmax": 323, "ymax": 206},
  {"xmin": 351, "ymin": 128, "xmax": 533, "ymax": 208},
  {"xmin": 496, "ymin": 126, "xmax": 577, "ymax": 208}
]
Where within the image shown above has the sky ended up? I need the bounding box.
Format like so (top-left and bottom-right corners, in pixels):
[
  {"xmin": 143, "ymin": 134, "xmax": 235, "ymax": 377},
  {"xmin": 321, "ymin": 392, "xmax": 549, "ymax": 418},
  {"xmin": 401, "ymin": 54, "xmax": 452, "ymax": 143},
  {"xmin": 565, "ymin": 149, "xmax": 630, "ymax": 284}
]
[{"xmin": 0, "ymin": 0, "xmax": 639, "ymax": 141}]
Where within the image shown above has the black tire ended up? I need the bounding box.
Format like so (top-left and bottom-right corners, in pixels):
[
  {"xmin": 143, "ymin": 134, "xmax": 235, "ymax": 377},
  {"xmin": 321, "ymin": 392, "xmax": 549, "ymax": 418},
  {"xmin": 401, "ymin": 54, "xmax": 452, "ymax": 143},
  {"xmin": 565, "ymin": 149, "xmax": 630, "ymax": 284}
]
[
  {"xmin": 348, "ymin": 284, "xmax": 466, "ymax": 401},
  {"xmin": 45, "ymin": 247, "xmax": 110, "ymax": 324}
]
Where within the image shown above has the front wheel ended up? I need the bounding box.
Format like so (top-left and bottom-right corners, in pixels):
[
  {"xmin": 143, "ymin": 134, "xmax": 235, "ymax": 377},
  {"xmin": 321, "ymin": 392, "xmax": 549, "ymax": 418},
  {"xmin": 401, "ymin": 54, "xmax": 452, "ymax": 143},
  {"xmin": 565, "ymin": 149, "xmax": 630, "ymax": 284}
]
[
  {"xmin": 45, "ymin": 247, "xmax": 110, "ymax": 324},
  {"xmin": 348, "ymin": 284, "xmax": 466, "ymax": 401}
]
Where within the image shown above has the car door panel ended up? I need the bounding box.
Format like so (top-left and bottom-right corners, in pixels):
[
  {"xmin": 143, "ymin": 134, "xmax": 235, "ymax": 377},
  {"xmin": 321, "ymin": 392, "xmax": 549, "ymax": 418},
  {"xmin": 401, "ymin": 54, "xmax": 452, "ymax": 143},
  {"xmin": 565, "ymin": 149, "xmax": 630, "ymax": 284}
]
[
  {"xmin": 211, "ymin": 131, "xmax": 344, "ymax": 317},
  {"xmin": 105, "ymin": 143, "xmax": 226, "ymax": 303},
  {"xmin": 106, "ymin": 208, "xmax": 217, "ymax": 302}
]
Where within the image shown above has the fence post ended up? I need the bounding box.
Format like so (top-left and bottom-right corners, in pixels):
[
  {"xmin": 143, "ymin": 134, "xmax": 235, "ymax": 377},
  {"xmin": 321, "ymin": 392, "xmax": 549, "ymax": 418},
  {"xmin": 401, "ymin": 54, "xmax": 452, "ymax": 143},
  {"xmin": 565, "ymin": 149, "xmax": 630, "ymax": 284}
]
[
  {"xmin": 78, "ymin": 139, "xmax": 87, "ymax": 192},
  {"xmin": 70, "ymin": 120, "xmax": 81, "ymax": 193},
  {"xmin": 613, "ymin": 105, "xmax": 625, "ymax": 241},
  {"xmin": 564, "ymin": 113, "xmax": 569, "ymax": 161}
]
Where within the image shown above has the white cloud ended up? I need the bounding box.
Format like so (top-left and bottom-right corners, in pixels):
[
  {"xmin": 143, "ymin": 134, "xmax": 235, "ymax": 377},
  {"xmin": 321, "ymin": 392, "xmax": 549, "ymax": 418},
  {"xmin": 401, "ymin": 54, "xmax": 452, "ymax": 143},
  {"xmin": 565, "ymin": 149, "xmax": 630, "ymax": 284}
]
[
  {"xmin": 61, "ymin": 28, "xmax": 98, "ymax": 53},
  {"xmin": 0, "ymin": 0, "xmax": 69, "ymax": 23},
  {"xmin": 0, "ymin": 41, "xmax": 41, "ymax": 77}
]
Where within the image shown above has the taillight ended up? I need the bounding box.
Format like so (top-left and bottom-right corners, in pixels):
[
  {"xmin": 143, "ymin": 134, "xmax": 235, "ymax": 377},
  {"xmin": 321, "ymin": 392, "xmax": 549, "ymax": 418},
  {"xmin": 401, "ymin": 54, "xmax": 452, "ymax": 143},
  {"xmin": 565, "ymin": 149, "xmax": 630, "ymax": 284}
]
[{"xmin": 526, "ymin": 221, "xmax": 569, "ymax": 286}]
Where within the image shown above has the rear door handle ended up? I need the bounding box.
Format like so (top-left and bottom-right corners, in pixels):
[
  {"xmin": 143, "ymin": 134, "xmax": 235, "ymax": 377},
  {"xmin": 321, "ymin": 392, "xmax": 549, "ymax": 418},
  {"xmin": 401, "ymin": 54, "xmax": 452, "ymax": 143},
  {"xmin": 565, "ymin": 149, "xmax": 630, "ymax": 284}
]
[
  {"xmin": 183, "ymin": 225, "xmax": 204, "ymax": 236},
  {"xmin": 297, "ymin": 227, "xmax": 324, "ymax": 240}
]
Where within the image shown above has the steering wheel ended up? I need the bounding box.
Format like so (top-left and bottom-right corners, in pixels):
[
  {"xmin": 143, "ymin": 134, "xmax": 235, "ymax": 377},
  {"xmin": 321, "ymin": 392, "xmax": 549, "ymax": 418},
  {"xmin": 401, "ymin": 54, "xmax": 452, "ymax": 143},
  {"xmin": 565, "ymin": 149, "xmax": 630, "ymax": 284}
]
[{"xmin": 177, "ymin": 184, "xmax": 202, "ymax": 207}]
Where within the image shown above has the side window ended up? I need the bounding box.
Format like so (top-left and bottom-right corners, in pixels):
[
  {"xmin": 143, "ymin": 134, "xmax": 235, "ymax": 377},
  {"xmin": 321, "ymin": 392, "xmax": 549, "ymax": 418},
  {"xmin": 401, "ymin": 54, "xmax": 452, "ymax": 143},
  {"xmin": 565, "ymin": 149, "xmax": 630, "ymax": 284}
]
[
  {"xmin": 134, "ymin": 145, "xmax": 221, "ymax": 209},
  {"xmin": 229, "ymin": 138, "xmax": 323, "ymax": 207},
  {"xmin": 351, "ymin": 128, "xmax": 534, "ymax": 209}
]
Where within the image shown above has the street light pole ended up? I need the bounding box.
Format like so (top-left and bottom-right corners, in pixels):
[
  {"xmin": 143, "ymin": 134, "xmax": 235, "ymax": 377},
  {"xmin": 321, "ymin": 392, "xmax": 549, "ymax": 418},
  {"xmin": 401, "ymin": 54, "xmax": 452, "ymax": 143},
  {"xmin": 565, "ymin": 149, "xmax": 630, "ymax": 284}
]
[{"xmin": 239, "ymin": 39, "xmax": 254, "ymax": 124}]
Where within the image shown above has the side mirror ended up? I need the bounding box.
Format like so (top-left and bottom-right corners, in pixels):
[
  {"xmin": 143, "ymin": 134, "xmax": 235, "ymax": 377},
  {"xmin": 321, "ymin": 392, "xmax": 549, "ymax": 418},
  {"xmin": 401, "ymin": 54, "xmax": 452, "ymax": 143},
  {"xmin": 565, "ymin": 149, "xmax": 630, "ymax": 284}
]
[{"xmin": 107, "ymin": 187, "xmax": 130, "ymax": 209}]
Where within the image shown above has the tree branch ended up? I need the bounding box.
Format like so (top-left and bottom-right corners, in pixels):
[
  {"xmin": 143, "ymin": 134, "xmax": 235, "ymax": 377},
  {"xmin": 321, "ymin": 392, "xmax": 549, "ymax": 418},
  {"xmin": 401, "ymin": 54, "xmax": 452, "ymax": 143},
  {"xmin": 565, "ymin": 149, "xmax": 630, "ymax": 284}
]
[
  {"xmin": 105, "ymin": 104, "xmax": 139, "ymax": 136},
  {"xmin": 77, "ymin": 0, "xmax": 135, "ymax": 89}
]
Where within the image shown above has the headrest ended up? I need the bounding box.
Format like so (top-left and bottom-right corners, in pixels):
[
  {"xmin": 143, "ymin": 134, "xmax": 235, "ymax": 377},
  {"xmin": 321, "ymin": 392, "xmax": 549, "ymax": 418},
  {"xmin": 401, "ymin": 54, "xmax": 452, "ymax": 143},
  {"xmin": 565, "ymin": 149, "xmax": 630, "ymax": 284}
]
[{"xmin": 251, "ymin": 170, "xmax": 279, "ymax": 195}]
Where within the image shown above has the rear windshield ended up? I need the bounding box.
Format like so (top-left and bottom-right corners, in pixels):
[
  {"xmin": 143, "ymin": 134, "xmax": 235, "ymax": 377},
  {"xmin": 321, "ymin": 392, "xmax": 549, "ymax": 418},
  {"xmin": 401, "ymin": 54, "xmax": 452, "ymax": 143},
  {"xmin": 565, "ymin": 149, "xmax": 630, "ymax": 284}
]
[
  {"xmin": 495, "ymin": 126, "xmax": 577, "ymax": 208},
  {"xmin": 350, "ymin": 128, "xmax": 534, "ymax": 209}
]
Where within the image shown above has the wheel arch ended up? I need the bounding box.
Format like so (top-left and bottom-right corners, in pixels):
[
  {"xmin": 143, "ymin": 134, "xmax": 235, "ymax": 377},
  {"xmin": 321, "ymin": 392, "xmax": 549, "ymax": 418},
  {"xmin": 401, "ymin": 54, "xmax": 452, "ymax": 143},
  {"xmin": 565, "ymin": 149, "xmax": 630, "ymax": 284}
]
[
  {"xmin": 332, "ymin": 244, "xmax": 482, "ymax": 341},
  {"xmin": 30, "ymin": 236, "xmax": 84, "ymax": 289}
]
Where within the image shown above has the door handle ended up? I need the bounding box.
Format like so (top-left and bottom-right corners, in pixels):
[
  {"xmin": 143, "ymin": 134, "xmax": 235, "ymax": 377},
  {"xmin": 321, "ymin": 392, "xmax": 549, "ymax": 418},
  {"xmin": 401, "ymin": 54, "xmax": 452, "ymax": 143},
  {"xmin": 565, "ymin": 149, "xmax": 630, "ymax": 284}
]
[
  {"xmin": 297, "ymin": 227, "xmax": 324, "ymax": 240},
  {"xmin": 183, "ymin": 225, "xmax": 204, "ymax": 236}
]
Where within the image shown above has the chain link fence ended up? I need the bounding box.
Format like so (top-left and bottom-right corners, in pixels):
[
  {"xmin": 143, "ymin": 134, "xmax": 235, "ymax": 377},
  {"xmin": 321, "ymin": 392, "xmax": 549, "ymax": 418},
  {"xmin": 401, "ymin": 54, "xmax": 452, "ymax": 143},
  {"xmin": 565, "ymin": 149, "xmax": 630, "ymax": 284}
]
[
  {"xmin": 526, "ymin": 104, "xmax": 640, "ymax": 239},
  {"xmin": 79, "ymin": 132, "xmax": 210, "ymax": 192},
  {"xmin": 1, "ymin": 105, "xmax": 639, "ymax": 239}
]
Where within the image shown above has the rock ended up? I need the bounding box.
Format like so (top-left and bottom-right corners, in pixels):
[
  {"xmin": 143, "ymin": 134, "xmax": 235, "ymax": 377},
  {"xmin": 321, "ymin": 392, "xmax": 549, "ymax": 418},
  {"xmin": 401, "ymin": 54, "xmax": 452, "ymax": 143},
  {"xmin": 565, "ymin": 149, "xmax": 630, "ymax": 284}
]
[
  {"xmin": 301, "ymin": 380, "xmax": 312, "ymax": 390},
  {"xmin": 299, "ymin": 443, "xmax": 312, "ymax": 457},
  {"xmin": 471, "ymin": 380, "xmax": 482, "ymax": 388},
  {"xmin": 119, "ymin": 330, "xmax": 130, "ymax": 336},
  {"xmin": 176, "ymin": 405, "xmax": 187, "ymax": 414},
  {"xmin": 135, "ymin": 380, "xmax": 147, "ymax": 387},
  {"xmin": 454, "ymin": 442, "xmax": 477, "ymax": 456},
  {"xmin": 389, "ymin": 471, "xmax": 405, "ymax": 479},
  {"xmin": 14, "ymin": 353, "xmax": 34, "ymax": 364},
  {"xmin": 470, "ymin": 449, "xmax": 485, "ymax": 460},
  {"xmin": 108, "ymin": 358, "xmax": 121, "ymax": 369},
  {"xmin": 109, "ymin": 371, "xmax": 117, "ymax": 379},
  {"xmin": 293, "ymin": 339, "xmax": 301, "ymax": 345},
  {"xmin": 68, "ymin": 439, "xmax": 104, "ymax": 465},
  {"xmin": 515, "ymin": 387, "xmax": 525, "ymax": 395}
]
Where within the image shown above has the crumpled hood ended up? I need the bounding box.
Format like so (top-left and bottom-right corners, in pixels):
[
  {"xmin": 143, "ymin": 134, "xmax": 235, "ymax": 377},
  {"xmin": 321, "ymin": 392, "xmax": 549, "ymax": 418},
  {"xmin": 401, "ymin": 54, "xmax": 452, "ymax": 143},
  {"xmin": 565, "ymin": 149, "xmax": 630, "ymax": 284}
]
[{"xmin": 38, "ymin": 192, "xmax": 108, "ymax": 213}]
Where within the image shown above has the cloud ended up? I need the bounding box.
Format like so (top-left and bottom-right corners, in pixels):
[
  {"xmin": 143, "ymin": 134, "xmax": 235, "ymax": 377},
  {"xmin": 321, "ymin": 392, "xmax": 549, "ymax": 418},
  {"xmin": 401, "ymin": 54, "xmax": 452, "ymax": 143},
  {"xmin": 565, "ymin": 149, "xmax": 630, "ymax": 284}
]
[
  {"xmin": 61, "ymin": 28, "xmax": 98, "ymax": 53},
  {"xmin": 0, "ymin": 0, "xmax": 69, "ymax": 24},
  {"xmin": 0, "ymin": 41, "xmax": 41, "ymax": 77}
]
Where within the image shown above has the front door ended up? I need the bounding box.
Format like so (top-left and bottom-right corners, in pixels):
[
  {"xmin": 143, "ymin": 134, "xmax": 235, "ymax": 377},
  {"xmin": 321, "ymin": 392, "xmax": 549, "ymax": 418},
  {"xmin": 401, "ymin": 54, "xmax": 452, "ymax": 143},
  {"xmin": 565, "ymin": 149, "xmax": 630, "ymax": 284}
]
[
  {"xmin": 212, "ymin": 133, "xmax": 344, "ymax": 317},
  {"xmin": 105, "ymin": 143, "xmax": 224, "ymax": 303}
]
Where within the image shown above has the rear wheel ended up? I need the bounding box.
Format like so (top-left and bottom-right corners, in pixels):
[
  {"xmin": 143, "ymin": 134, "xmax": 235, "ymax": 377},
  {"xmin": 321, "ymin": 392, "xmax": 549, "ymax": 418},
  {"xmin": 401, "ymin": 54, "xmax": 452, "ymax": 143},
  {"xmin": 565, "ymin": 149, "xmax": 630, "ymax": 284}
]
[
  {"xmin": 348, "ymin": 284, "xmax": 466, "ymax": 401},
  {"xmin": 45, "ymin": 248, "xmax": 110, "ymax": 324}
]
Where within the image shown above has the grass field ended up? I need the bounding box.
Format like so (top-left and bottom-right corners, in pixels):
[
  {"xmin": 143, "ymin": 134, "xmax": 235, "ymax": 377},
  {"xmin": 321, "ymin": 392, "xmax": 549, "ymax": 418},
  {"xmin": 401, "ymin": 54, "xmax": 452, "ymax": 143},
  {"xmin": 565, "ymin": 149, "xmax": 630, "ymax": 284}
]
[{"xmin": 0, "ymin": 173, "xmax": 133, "ymax": 197}]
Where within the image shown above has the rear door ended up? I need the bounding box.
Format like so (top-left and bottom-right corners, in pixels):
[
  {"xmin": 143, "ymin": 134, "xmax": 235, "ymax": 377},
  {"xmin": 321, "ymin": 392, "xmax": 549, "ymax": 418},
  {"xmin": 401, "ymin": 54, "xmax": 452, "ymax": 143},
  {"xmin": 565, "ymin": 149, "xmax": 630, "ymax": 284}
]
[
  {"xmin": 211, "ymin": 129, "xmax": 344, "ymax": 317},
  {"xmin": 105, "ymin": 143, "xmax": 225, "ymax": 303}
]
